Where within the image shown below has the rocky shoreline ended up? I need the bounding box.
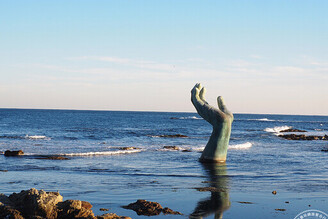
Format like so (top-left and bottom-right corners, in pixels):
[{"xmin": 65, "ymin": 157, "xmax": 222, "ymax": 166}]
[
  {"xmin": 0, "ymin": 188, "xmax": 183, "ymax": 219},
  {"xmin": 0, "ymin": 188, "xmax": 130, "ymax": 219}
]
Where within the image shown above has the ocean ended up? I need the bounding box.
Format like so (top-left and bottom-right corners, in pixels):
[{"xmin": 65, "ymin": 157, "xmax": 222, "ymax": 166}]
[{"xmin": 0, "ymin": 109, "xmax": 327, "ymax": 218}]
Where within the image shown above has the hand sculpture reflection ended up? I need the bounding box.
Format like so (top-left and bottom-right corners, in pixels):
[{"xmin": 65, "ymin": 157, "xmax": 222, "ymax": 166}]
[
  {"xmin": 190, "ymin": 163, "xmax": 230, "ymax": 219},
  {"xmin": 191, "ymin": 83, "xmax": 233, "ymax": 163}
]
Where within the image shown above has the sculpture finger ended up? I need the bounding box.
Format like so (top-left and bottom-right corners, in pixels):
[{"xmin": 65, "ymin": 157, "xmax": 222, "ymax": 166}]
[
  {"xmin": 199, "ymin": 87, "xmax": 208, "ymax": 104},
  {"xmin": 217, "ymin": 96, "xmax": 232, "ymax": 116}
]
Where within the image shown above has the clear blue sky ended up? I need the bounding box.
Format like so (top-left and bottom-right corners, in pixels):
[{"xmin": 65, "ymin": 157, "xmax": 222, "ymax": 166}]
[{"xmin": 1, "ymin": 0, "xmax": 327, "ymax": 115}]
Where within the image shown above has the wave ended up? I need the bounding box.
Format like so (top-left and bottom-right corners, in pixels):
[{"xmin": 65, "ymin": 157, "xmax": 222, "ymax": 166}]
[
  {"xmin": 171, "ymin": 116, "xmax": 202, "ymax": 120},
  {"xmin": 61, "ymin": 149, "xmax": 142, "ymax": 156},
  {"xmin": 180, "ymin": 142, "xmax": 252, "ymax": 152},
  {"xmin": 229, "ymin": 142, "xmax": 252, "ymax": 150},
  {"xmin": 264, "ymin": 126, "xmax": 291, "ymax": 134},
  {"xmin": 25, "ymin": 135, "xmax": 50, "ymax": 140},
  {"xmin": 253, "ymin": 118, "xmax": 275, "ymax": 122}
]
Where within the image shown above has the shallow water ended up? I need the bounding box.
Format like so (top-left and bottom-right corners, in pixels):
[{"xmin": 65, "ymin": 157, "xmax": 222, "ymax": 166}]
[{"xmin": 0, "ymin": 109, "xmax": 328, "ymax": 218}]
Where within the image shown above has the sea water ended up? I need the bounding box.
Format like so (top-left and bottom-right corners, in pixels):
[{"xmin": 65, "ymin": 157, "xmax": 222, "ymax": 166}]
[{"xmin": 0, "ymin": 109, "xmax": 327, "ymax": 218}]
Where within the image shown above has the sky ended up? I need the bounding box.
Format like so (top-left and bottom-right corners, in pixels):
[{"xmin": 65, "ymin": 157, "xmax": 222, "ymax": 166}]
[{"xmin": 0, "ymin": 0, "xmax": 327, "ymax": 115}]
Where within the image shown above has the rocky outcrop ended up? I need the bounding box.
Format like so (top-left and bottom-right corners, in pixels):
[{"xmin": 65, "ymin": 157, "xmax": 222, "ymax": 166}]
[
  {"xmin": 0, "ymin": 189, "xmax": 129, "ymax": 219},
  {"xmin": 278, "ymin": 134, "xmax": 328, "ymax": 140},
  {"xmin": 4, "ymin": 150, "xmax": 24, "ymax": 156},
  {"xmin": 123, "ymin": 199, "xmax": 182, "ymax": 216},
  {"xmin": 280, "ymin": 128, "xmax": 307, "ymax": 133}
]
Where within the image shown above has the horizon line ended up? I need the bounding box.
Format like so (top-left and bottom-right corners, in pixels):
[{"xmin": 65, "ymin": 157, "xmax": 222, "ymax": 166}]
[{"xmin": 0, "ymin": 107, "xmax": 327, "ymax": 117}]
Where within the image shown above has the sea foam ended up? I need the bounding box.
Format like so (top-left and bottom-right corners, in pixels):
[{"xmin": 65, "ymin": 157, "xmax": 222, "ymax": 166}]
[
  {"xmin": 229, "ymin": 142, "xmax": 252, "ymax": 150},
  {"xmin": 264, "ymin": 126, "xmax": 291, "ymax": 134},
  {"xmin": 25, "ymin": 135, "xmax": 50, "ymax": 140},
  {"xmin": 61, "ymin": 149, "xmax": 142, "ymax": 156}
]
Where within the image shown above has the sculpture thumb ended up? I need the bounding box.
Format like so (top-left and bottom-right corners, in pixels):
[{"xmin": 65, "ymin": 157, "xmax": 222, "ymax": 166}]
[{"xmin": 217, "ymin": 96, "xmax": 227, "ymax": 112}]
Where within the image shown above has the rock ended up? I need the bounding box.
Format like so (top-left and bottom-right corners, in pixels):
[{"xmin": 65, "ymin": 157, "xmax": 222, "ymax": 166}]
[
  {"xmin": 280, "ymin": 128, "xmax": 307, "ymax": 133},
  {"xmin": 181, "ymin": 149, "xmax": 192, "ymax": 152},
  {"xmin": 100, "ymin": 208, "xmax": 109, "ymax": 211},
  {"xmin": 278, "ymin": 134, "xmax": 328, "ymax": 141},
  {"xmin": 97, "ymin": 213, "xmax": 131, "ymax": 219},
  {"xmin": 117, "ymin": 147, "xmax": 140, "ymax": 150},
  {"xmin": 163, "ymin": 146, "xmax": 180, "ymax": 150},
  {"xmin": 275, "ymin": 208, "xmax": 286, "ymax": 211},
  {"xmin": 123, "ymin": 199, "xmax": 182, "ymax": 216},
  {"xmin": 0, "ymin": 169, "xmax": 8, "ymax": 172},
  {"xmin": 170, "ymin": 117, "xmax": 179, "ymax": 120},
  {"xmin": 158, "ymin": 134, "xmax": 188, "ymax": 138},
  {"xmin": 237, "ymin": 201, "xmax": 254, "ymax": 204},
  {"xmin": 0, "ymin": 205, "xmax": 24, "ymax": 219},
  {"xmin": 272, "ymin": 191, "xmax": 277, "ymax": 195},
  {"xmin": 35, "ymin": 155, "xmax": 70, "ymax": 160},
  {"xmin": 4, "ymin": 150, "xmax": 24, "ymax": 156},
  {"xmin": 321, "ymin": 149, "xmax": 328, "ymax": 152},
  {"xmin": 9, "ymin": 188, "xmax": 63, "ymax": 218},
  {"xmin": 193, "ymin": 187, "xmax": 226, "ymax": 192},
  {"xmin": 1, "ymin": 188, "xmax": 129, "ymax": 219},
  {"xmin": 57, "ymin": 200, "xmax": 94, "ymax": 218}
]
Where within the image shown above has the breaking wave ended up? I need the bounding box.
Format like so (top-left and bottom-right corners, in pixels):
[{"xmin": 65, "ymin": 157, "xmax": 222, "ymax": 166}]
[
  {"xmin": 229, "ymin": 142, "xmax": 252, "ymax": 150},
  {"xmin": 171, "ymin": 116, "xmax": 202, "ymax": 120},
  {"xmin": 61, "ymin": 149, "xmax": 142, "ymax": 156},
  {"xmin": 264, "ymin": 126, "xmax": 291, "ymax": 134},
  {"xmin": 253, "ymin": 118, "xmax": 275, "ymax": 122},
  {"xmin": 25, "ymin": 135, "xmax": 50, "ymax": 140}
]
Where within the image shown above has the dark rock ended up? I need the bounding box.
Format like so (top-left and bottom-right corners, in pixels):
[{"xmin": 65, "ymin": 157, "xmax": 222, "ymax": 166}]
[
  {"xmin": 97, "ymin": 213, "xmax": 132, "ymax": 219},
  {"xmin": 279, "ymin": 134, "xmax": 328, "ymax": 141},
  {"xmin": 272, "ymin": 191, "xmax": 277, "ymax": 195},
  {"xmin": 9, "ymin": 188, "xmax": 63, "ymax": 218},
  {"xmin": 123, "ymin": 199, "xmax": 182, "ymax": 216},
  {"xmin": 280, "ymin": 128, "xmax": 307, "ymax": 133},
  {"xmin": 35, "ymin": 155, "xmax": 70, "ymax": 160},
  {"xmin": 163, "ymin": 146, "xmax": 179, "ymax": 150},
  {"xmin": 170, "ymin": 117, "xmax": 179, "ymax": 120},
  {"xmin": 275, "ymin": 208, "xmax": 286, "ymax": 211},
  {"xmin": 321, "ymin": 149, "xmax": 328, "ymax": 152},
  {"xmin": 194, "ymin": 187, "xmax": 226, "ymax": 192},
  {"xmin": 162, "ymin": 207, "xmax": 182, "ymax": 215},
  {"xmin": 0, "ymin": 169, "xmax": 8, "ymax": 172},
  {"xmin": 0, "ymin": 205, "xmax": 24, "ymax": 219},
  {"xmin": 100, "ymin": 208, "xmax": 109, "ymax": 211},
  {"xmin": 285, "ymin": 201, "xmax": 289, "ymax": 204},
  {"xmin": 117, "ymin": 147, "xmax": 140, "ymax": 150},
  {"xmin": 237, "ymin": 201, "xmax": 254, "ymax": 204},
  {"xmin": 4, "ymin": 150, "xmax": 24, "ymax": 156},
  {"xmin": 181, "ymin": 149, "xmax": 192, "ymax": 152},
  {"xmin": 57, "ymin": 200, "xmax": 94, "ymax": 218},
  {"xmin": 158, "ymin": 134, "xmax": 188, "ymax": 138},
  {"xmin": 1, "ymin": 188, "xmax": 129, "ymax": 219}
]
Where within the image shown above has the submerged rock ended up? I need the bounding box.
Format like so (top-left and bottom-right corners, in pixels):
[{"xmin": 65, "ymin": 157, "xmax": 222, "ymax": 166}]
[
  {"xmin": 193, "ymin": 187, "xmax": 226, "ymax": 192},
  {"xmin": 35, "ymin": 155, "xmax": 70, "ymax": 160},
  {"xmin": 4, "ymin": 150, "xmax": 24, "ymax": 156},
  {"xmin": 123, "ymin": 199, "xmax": 182, "ymax": 216},
  {"xmin": 117, "ymin": 147, "xmax": 140, "ymax": 150},
  {"xmin": 158, "ymin": 134, "xmax": 188, "ymax": 138},
  {"xmin": 163, "ymin": 146, "xmax": 180, "ymax": 150}
]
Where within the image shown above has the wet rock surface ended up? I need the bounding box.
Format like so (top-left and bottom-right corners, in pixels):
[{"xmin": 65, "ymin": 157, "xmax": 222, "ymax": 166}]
[
  {"xmin": 123, "ymin": 199, "xmax": 182, "ymax": 216},
  {"xmin": 193, "ymin": 187, "xmax": 226, "ymax": 192},
  {"xmin": 278, "ymin": 134, "xmax": 328, "ymax": 140},
  {"xmin": 34, "ymin": 155, "xmax": 70, "ymax": 160},
  {"xmin": 0, "ymin": 188, "xmax": 129, "ymax": 219},
  {"xmin": 280, "ymin": 128, "xmax": 307, "ymax": 133},
  {"xmin": 4, "ymin": 150, "xmax": 24, "ymax": 156},
  {"xmin": 158, "ymin": 134, "xmax": 188, "ymax": 138},
  {"xmin": 163, "ymin": 146, "xmax": 180, "ymax": 150}
]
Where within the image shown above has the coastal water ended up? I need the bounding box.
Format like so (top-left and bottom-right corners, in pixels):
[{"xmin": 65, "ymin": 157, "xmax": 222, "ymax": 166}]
[{"xmin": 0, "ymin": 109, "xmax": 327, "ymax": 218}]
